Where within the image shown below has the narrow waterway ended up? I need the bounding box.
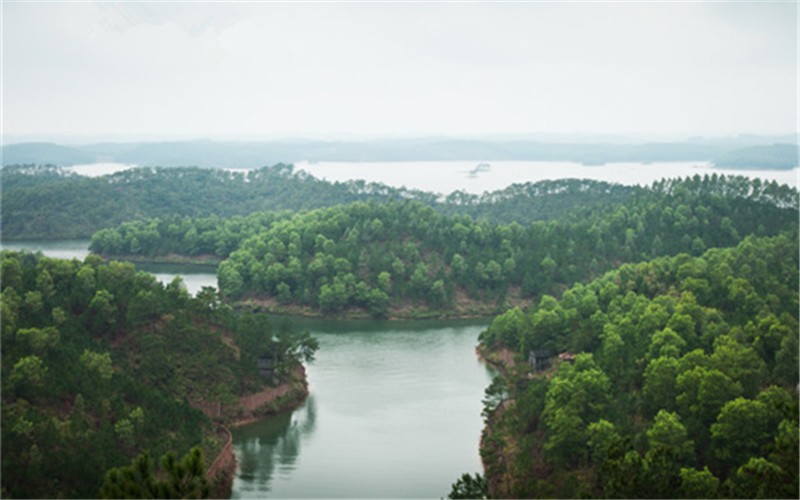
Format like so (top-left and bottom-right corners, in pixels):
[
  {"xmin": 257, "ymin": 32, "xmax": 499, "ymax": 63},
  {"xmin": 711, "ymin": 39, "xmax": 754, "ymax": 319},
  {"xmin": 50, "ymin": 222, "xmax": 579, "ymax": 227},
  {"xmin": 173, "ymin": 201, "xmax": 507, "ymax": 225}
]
[
  {"xmin": 231, "ymin": 318, "xmax": 494, "ymax": 499},
  {"xmin": 0, "ymin": 240, "xmax": 217, "ymax": 295}
]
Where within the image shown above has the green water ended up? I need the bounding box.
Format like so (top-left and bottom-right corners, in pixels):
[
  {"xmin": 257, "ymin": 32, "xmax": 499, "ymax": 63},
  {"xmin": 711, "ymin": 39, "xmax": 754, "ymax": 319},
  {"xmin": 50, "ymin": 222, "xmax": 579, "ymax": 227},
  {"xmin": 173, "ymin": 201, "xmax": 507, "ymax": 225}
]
[{"xmin": 231, "ymin": 318, "xmax": 494, "ymax": 499}]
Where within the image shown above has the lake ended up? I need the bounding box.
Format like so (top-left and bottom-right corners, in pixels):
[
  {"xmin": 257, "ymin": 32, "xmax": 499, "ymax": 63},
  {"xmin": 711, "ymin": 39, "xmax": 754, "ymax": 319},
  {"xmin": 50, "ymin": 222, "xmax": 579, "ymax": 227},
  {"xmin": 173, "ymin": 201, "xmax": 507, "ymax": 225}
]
[
  {"xmin": 0, "ymin": 240, "xmax": 217, "ymax": 296},
  {"xmin": 3, "ymin": 239, "xmax": 496, "ymax": 497},
  {"xmin": 231, "ymin": 318, "xmax": 494, "ymax": 499},
  {"xmin": 10, "ymin": 161, "xmax": 796, "ymax": 498},
  {"xmin": 295, "ymin": 160, "xmax": 800, "ymax": 195},
  {"xmin": 64, "ymin": 161, "xmax": 798, "ymax": 196}
]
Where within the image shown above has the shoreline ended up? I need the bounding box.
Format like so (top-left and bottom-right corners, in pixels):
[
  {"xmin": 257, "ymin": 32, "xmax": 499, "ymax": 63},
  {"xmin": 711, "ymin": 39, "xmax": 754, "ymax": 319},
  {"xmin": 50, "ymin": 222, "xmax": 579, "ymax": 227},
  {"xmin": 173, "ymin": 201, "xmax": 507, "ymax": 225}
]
[
  {"xmin": 98, "ymin": 253, "xmax": 222, "ymax": 266},
  {"xmin": 201, "ymin": 365, "xmax": 310, "ymax": 498},
  {"xmin": 234, "ymin": 297, "xmax": 518, "ymax": 322},
  {"xmin": 475, "ymin": 343, "xmax": 520, "ymax": 498},
  {"xmin": 475, "ymin": 343, "xmax": 517, "ymax": 375}
]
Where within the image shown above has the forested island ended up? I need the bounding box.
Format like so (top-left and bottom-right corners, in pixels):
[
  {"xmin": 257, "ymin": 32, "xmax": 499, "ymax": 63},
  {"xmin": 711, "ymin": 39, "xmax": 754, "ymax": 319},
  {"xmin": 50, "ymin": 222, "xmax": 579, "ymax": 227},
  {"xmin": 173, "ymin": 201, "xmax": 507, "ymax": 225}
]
[{"xmin": 2, "ymin": 162, "xmax": 798, "ymax": 499}]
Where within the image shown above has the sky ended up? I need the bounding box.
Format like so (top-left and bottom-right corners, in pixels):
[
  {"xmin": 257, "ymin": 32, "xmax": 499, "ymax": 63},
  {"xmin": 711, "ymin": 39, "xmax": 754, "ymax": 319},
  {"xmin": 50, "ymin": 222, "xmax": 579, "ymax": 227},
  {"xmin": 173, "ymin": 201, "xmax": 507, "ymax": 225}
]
[{"xmin": 2, "ymin": 1, "xmax": 797, "ymax": 142}]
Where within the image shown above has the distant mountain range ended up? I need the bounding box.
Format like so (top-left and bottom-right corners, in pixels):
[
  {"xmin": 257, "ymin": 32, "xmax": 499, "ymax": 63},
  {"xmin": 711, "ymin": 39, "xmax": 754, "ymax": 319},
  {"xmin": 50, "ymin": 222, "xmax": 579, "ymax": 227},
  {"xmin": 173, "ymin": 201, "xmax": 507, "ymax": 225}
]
[{"xmin": 2, "ymin": 137, "xmax": 797, "ymax": 169}]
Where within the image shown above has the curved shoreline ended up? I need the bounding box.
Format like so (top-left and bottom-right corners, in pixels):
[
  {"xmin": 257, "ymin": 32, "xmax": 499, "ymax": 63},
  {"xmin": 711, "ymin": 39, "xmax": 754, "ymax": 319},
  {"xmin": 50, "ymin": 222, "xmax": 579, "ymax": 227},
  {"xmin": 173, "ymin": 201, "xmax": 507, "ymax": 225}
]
[
  {"xmin": 200, "ymin": 365, "xmax": 310, "ymax": 498},
  {"xmin": 475, "ymin": 344, "xmax": 519, "ymax": 499},
  {"xmin": 96, "ymin": 253, "xmax": 222, "ymax": 266},
  {"xmin": 234, "ymin": 298, "xmax": 516, "ymax": 321}
]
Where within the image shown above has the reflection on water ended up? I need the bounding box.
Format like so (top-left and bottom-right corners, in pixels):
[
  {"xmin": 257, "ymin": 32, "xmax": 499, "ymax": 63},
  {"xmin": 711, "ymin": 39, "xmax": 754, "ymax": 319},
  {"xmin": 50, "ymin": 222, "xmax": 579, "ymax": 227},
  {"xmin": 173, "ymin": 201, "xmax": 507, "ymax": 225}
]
[
  {"xmin": 233, "ymin": 397, "xmax": 317, "ymax": 496},
  {"xmin": 134, "ymin": 262, "xmax": 218, "ymax": 296},
  {"xmin": 230, "ymin": 320, "xmax": 494, "ymax": 499}
]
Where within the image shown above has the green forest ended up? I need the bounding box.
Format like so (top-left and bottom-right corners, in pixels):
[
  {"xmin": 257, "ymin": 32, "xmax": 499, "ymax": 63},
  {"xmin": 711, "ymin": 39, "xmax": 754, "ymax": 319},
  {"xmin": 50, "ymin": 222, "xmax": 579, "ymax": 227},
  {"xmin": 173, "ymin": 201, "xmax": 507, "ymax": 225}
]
[
  {"xmin": 2, "ymin": 163, "xmax": 798, "ymax": 499},
  {"xmin": 2, "ymin": 164, "xmax": 654, "ymax": 242},
  {"xmin": 88, "ymin": 174, "xmax": 797, "ymax": 319},
  {"xmin": 0, "ymin": 251, "xmax": 317, "ymax": 498},
  {"xmin": 5, "ymin": 163, "xmax": 795, "ymax": 243},
  {"xmin": 477, "ymin": 233, "xmax": 798, "ymax": 498}
]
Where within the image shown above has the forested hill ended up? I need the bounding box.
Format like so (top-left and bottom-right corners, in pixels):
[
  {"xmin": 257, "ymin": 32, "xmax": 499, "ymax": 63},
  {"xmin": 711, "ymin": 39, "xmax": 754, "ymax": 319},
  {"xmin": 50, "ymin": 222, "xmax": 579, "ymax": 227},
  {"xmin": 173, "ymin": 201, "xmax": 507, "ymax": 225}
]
[
  {"xmin": 90, "ymin": 175, "xmax": 798, "ymax": 319},
  {"xmin": 1, "ymin": 164, "xmax": 384, "ymax": 241},
  {"xmin": 3, "ymin": 161, "xmax": 798, "ymax": 242},
  {"xmin": 2, "ymin": 164, "xmax": 633, "ymax": 241},
  {"xmin": 477, "ymin": 232, "xmax": 799, "ymax": 498},
  {"xmin": 0, "ymin": 251, "xmax": 317, "ymax": 498}
]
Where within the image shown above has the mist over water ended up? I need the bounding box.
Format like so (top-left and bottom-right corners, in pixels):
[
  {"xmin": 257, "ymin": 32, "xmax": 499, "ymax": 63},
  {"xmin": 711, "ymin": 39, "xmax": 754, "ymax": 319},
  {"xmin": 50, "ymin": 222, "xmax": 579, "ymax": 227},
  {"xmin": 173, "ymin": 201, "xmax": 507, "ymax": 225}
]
[
  {"xmin": 296, "ymin": 161, "xmax": 799, "ymax": 195},
  {"xmin": 64, "ymin": 161, "xmax": 799, "ymax": 196}
]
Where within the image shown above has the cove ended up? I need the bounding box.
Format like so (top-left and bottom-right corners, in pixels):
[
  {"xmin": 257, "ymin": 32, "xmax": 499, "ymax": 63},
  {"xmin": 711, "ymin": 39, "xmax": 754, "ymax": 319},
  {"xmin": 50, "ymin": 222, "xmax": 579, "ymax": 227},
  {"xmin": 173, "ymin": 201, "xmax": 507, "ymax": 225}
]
[{"xmin": 231, "ymin": 318, "xmax": 494, "ymax": 498}]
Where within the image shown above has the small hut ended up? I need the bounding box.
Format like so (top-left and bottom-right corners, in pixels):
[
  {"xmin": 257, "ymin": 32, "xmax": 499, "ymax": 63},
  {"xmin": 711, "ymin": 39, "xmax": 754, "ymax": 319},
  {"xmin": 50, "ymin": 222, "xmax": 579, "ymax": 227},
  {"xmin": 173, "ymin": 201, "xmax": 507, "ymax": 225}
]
[
  {"xmin": 528, "ymin": 350, "xmax": 553, "ymax": 372},
  {"xmin": 257, "ymin": 354, "xmax": 278, "ymax": 380}
]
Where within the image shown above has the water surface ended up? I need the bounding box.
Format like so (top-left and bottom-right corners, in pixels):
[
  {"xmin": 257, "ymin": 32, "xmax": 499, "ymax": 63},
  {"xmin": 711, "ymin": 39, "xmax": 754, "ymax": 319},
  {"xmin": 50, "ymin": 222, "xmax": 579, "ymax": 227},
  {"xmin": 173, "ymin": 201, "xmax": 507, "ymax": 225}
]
[
  {"xmin": 231, "ymin": 319, "xmax": 494, "ymax": 499},
  {"xmin": 0, "ymin": 240, "xmax": 217, "ymax": 296},
  {"xmin": 296, "ymin": 160, "xmax": 799, "ymax": 195}
]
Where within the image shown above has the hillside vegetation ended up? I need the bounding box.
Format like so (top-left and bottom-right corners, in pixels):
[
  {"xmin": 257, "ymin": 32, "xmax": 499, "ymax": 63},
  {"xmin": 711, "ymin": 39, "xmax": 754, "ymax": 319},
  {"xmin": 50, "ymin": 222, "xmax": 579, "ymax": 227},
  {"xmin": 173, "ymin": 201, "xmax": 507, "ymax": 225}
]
[
  {"xmin": 2, "ymin": 164, "xmax": 651, "ymax": 242},
  {"xmin": 477, "ymin": 233, "xmax": 799, "ymax": 498},
  {"xmin": 5, "ymin": 162, "xmax": 795, "ymax": 243},
  {"xmin": 90, "ymin": 175, "xmax": 798, "ymax": 318},
  {"xmin": 1, "ymin": 251, "xmax": 316, "ymax": 498}
]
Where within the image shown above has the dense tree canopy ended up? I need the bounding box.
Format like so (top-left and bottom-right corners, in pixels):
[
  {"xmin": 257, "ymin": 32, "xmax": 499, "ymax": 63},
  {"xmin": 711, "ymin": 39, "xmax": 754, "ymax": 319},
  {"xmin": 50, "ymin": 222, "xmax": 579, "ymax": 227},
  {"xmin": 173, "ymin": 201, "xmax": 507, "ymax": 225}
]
[
  {"xmin": 0, "ymin": 251, "xmax": 317, "ymax": 498},
  {"xmin": 6, "ymin": 163, "xmax": 795, "ymax": 244},
  {"xmin": 91, "ymin": 175, "xmax": 797, "ymax": 318},
  {"xmin": 478, "ymin": 233, "xmax": 799, "ymax": 498},
  {"xmin": 4, "ymin": 164, "xmax": 798, "ymax": 499}
]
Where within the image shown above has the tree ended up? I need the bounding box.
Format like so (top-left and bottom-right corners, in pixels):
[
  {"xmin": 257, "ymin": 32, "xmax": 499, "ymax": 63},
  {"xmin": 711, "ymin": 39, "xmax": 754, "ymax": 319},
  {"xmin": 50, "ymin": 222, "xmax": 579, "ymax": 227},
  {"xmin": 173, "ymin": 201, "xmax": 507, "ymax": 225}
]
[
  {"xmin": 647, "ymin": 410, "xmax": 695, "ymax": 464},
  {"xmin": 217, "ymin": 261, "xmax": 244, "ymax": 298},
  {"xmin": 10, "ymin": 355, "xmax": 47, "ymax": 389},
  {"xmin": 726, "ymin": 457, "xmax": 787, "ymax": 499},
  {"xmin": 88, "ymin": 289, "xmax": 116, "ymax": 332},
  {"xmin": 99, "ymin": 447, "xmax": 209, "ymax": 499},
  {"xmin": 646, "ymin": 327, "xmax": 687, "ymax": 360},
  {"xmin": 376, "ymin": 271, "xmax": 392, "ymax": 294},
  {"xmin": 642, "ymin": 411, "xmax": 696, "ymax": 497},
  {"xmin": 543, "ymin": 406, "xmax": 586, "ymax": 467},
  {"xmin": 587, "ymin": 419, "xmax": 621, "ymax": 466},
  {"xmin": 542, "ymin": 355, "xmax": 611, "ymax": 467},
  {"xmin": 679, "ymin": 466, "xmax": 719, "ymax": 499},
  {"xmin": 365, "ymin": 288, "xmax": 389, "ymax": 318},
  {"xmin": 642, "ymin": 356, "xmax": 679, "ymax": 416},
  {"xmin": 318, "ymin": 282, "xmax": 347, "ymax": 313},
  {"xmin": 448, "ymin": 473, "xmax": 487, "ymax": 499},
  {"xmin": 709, "ymin": 335, "xmax": 767, "ymax": 398},
  {"xmin": 80, "ymin": 350, "xmax": 114, "ymax": 381},
  {"xmin": 676, "ymin": 366, "xmax": 742, "ymax": 442},
  {"xmin": 711, "ymin": 397, "xmax": 774, "ymax": 473}
]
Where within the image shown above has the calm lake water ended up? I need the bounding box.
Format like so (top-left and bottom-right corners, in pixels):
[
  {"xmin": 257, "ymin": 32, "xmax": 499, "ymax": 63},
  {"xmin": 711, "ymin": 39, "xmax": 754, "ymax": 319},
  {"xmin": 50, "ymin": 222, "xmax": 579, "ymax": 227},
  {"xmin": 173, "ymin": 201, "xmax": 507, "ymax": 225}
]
[
  {"xmin": 0, "ymin": 240, "xmax": 217, "ymax": 296},
  {"xmin": 231, "ymin": 318, "xmax": 494, "ymax": 499},
  {"xmin": 64, "ymin": 161, "xmax": 799, "ymax": 196},
  {"xmin": 296, "ymin": 160, "xmax": 800, "ymax": 195},
  {"xmin": 4, "ymin": 239, "xmax": 495, "ymax": 497}
]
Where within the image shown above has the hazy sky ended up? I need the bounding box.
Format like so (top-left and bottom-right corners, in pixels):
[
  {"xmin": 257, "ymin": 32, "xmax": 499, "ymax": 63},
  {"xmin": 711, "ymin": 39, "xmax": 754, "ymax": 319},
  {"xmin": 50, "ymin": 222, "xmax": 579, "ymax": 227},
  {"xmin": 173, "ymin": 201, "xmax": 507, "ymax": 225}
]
[{"xmin": 2, "ymin": 1, "xmax": 797, "ymax": 141}]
